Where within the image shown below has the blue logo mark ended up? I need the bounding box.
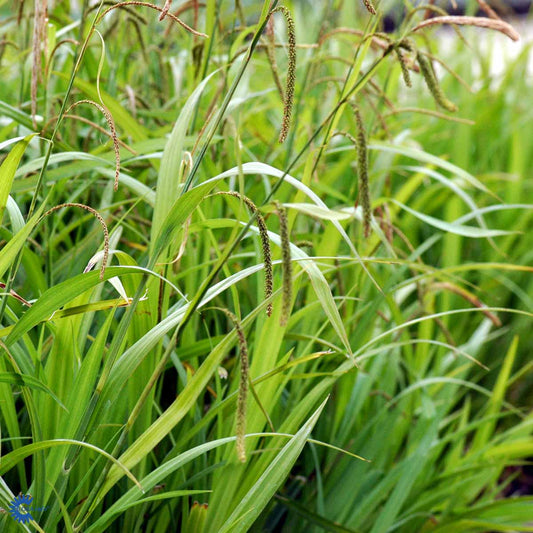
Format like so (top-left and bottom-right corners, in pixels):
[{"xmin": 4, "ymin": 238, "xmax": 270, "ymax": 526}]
[
  {"xmin": 7, "ymin": 494, "xmax": 46, "ymax": 524},
  {"xmin": 8, "ymin": 494, "xmax": 34, "ymax": 524}
]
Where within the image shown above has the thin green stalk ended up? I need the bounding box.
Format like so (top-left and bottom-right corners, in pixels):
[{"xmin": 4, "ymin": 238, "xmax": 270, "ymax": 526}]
[
  {"xmin": 181, "ymin": 0, "xmax": 279, "ymax": 195},
  {"xmin": 310, "ymin": 14, "xmax": 378, "ymax": 176}
]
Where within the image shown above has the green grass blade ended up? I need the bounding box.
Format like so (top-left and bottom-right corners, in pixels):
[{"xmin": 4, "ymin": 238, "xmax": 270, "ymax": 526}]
[
  {"xmin": 0, "ymin": 372, "xmax": 65, "ymax": 409},
  {"xmin": 0, "ymin": 135, "xmax": 35, "ymax": 224},
  {"xmin": 5, "ymin": 267, "xmax": 141, "ymax": 348},
  {"xmin": 218, "ymin": 398, "xmax": 328, "ymax": 533},
  {"xmin": 151, "ymin": 72, "xmax": 217, "ymax": 244},
  {"xmin": 0, "ymin": 439, "xmax": 142, "ymax": 490},
  {"xmin": 0, "ymin": 201, "xmax": 46, "ymax": 281}
]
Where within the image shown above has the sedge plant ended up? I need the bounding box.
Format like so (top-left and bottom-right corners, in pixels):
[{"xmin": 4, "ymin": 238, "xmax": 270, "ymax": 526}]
[{"xmin": 0, "ymin": 0, "xmax": 531, "ymax": 531}]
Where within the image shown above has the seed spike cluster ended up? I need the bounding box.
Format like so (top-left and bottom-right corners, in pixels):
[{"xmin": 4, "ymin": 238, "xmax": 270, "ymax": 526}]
[
  {"xmin": 66, "ymin": 99, "xmax": 122, "ymax": 190},
  {"xmin": 42, "ymin": 203, "xmax": 109, "ymax": 280},
  {"xmin": 214, "ymin": 191, "xmax": 273, "ymax": 317},
  {"xmin": 351, "ymin": 105, "xmax": 372, "ymax": 238},
  {"xmin": 416, "ymin": 51, "xmax": 458, "ymax": 112},
  {"xmin": 362, "ymin": 0, "xmax": 377, "ymax": 15},
  {"xmin": 275, "ymin": 201, "xmax": 292, "ymax": 327},
  {"xmin": 394, "ymin": 45, "xmax": 412, "ymax": 88},
  {"xmin": 270, "ymin": 6, "xmax": 296, "ymax": 143},
  {"xmin": 398, "ymin": 38, "xmax": 458, "ymax": 112},
  {"xmin": 31, "ymin": 0, "xmax": 48, "ymax": 128},
  {"xmin": 218, "ymin": 308, "xmax": 249, "ymax": 463}
]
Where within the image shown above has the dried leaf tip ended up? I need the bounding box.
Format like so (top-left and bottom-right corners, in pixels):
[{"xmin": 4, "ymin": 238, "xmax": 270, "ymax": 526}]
[
  {"xmin": 412, "ymin": 16, "xmax": 519, "ymax": 42},
  {"xmin": 97, "ymin": 2, "xmax": 208, "ymax": 38}
]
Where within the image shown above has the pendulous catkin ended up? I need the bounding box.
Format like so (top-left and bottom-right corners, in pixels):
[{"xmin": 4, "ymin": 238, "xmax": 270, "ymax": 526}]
[
  {"xmin": 31, "ymin": 0, "xmax": 48, "ymax": 128},
  {"xmin": 275, "ymin": 201, "xmax": 292, "ymax": 327},
  {"xmin": 362, "ymin": 0, "xmax": 377, "ymax": 15},
  {"xmin": 394, "ymin": 45, "xmax": 412, "ymax": 88},
  {"xmin": 416, "ymin": 51, "xmax": 458, "ymax": 112},
  {"xmin": 351, "ymin": 105, "xmax": 372, "ymax": 238},
  {"xmin": 270, "ymin": 6, "xmax": 296, "ymax": 143},
  {"xmin": 42, "ymin": 203, "xmax": 109, "ymax": 280},
  {"xmin": 66, "ymin": 99, "xmax": 122, "ymax": 190},
  {"xmin": 214, "ymin": 192, "xmax": 273, "ymax": 317},
  {"xmin": 219, "ymin": 309, "xmax": 249, "ymax": 463}
]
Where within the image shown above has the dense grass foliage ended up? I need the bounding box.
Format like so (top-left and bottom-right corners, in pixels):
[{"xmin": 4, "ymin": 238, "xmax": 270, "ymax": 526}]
[{"xmin": 0, "ymin": 1, "xmax": 532, "ymax": 531}]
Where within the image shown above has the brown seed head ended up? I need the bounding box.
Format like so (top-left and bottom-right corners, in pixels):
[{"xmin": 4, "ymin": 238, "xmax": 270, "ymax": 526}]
[
  {"xmin": 416, "ymin": 52, "xmax": 458, "ymax": 112},
  {"xmin": 218, "ymin": 308, "xmax": 249, "ymax": 463},
  {"xmin": 42, "ymin": 203, "xmax": 109, "ymax": 280},
  {"xmin": 275, "ymin": 201, "xmax": 292, "ymax": 326},
  {"xmin": 351, "ymin": 105, "xmax": 372, "ymax": 238},
  {"xmin": 66, "ymin": 100, "xmax": 122, "ymax": 190},
  {"xmin": 362, "ymin": 0, "xmax": 377, "ymax": 15},
  {"xmin": 270, "ymin": 6, "xmax": 296, "ymax": 143},
  {"xmin": 214, "ymin": 191, "xmax": 273, "ymax": 317}
]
